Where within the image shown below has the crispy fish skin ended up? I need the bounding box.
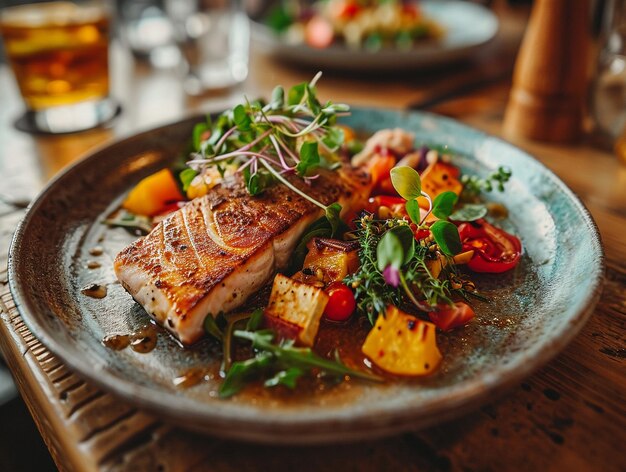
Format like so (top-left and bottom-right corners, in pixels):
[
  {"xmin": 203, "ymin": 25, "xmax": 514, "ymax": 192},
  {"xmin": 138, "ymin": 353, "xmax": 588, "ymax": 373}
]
[{"xmin": 114, "ymin": 166, "xmax": 370, "ymax": 345}]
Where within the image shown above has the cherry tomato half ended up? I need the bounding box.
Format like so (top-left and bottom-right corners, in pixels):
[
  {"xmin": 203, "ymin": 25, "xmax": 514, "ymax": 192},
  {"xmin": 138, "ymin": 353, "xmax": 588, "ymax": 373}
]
[
  {"xmin": 428, "ymin": 302, "xmax": 475, "ymax": 331},
  {"xmin": 457, "ymin": 219, "xmax": 522, "ymax": 273},
  {"xmin": 324, "ymin": 282, "xmax": 356, "ymax": 322}
]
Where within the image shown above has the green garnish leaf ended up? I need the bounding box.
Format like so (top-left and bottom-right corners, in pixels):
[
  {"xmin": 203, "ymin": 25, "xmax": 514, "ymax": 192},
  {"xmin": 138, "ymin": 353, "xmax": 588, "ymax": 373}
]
[
  {"xmin": 289, "ymin": 216, "xmax": 332, "ymax": 273},
  {"xmin": 192, "ymin": 123, "xmax": 209, "ymax": 151},
  {"xmin": 244, "ymin": 168, "xmax": 274, "ymax": 196},
  {"xmin": 325, "ymin": 202, "xmax": 344, "ymax": 238},
  {"xmin": 449, "ymin": 204, "xmax": 488, "ymax": 222},
  {"xmin": 179, "ymin": 168, "xmax": 198, "ymax": 192},
  {"xmin": 219, "ymin": 352, "xmax": 273, "ymax": 398},
  {"xmin": 322, "ymin": 126, "xmax": 345, "ymax": 152},
  {"xmin": 233, "ymin": 104, "xmax": 252, "ymax": 131},
  {"xmin": 103, "ymin": 210, "xmax": 153, "ymax": 235},
  {"xmin": 430, "ymin": 220, "xmax": 462, "ymax": 256},
  {"xmin": 296, "ymin": 141, "xmax": 320, "ymax": 176},
  {"xmin": 432, "ymin": 191, "xmax": 458, "ymax": 220},
  {"xmin": 405, "ymin": 198, "xmax": 420, "ymax": 225},
  {"xmin": 203, "ymin": 314, "xmax": 223, "ymax": 341},
  {"xmin": 270, "ymin": 85, "xmax": 284, "ymax": 110},
  {"xmin": 306, "ymin": 84, "xmax": 322, "ymax": 115},
  {"xmin": 390, "ymin": 166, "xmax": 422, "ymax": 200},
  {"xmin": 288, "ymin": 83, "xmax": 306, "ymax": 106},
  {"xmin": 389, "ymin": 225, "xmax": 416, "ymax": 264},
  {"xmin": 246, "ymin": 308, "xmax": 264, "ymax": 331},
  {"xmin": 376, "ymin": 230, "xmax": 404, "ymax": 272},
  {"xmin": 264, "ymin": 367, "xmax": 305, "ymax": 389}
]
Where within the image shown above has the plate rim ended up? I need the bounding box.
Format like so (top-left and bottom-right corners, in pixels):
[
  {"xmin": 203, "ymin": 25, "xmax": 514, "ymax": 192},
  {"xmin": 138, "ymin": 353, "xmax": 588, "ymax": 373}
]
[{"xmin": 8, "ymin": 107, "xmax": 605, "ymax": 443}]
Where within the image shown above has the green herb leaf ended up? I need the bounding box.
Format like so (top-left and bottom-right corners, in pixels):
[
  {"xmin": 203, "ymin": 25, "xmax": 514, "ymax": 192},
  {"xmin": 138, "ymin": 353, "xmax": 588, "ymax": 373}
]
[
  {"xmin": 405, "ymin": 198, "xmax": 420, "ymax": 225},
  {"xmin": 264, "ymin": 367, "xmax": 305, "ymax": 389},
  {"xmin": 192, "ymin": 123, "xmax": 209, "ymax": 151},
  {"xmin": 321, "ymin": 126, "xmax": 345, "ymax": 152},
  {"xmin": 288, "ymin": 83, "xmax": 306, "ymax": 106},
  {"xmin": 432, "ymin": 191, "xmax": 458, "ymax": 220},
  {"xmin": 389, "ymin": 225, "xmax": 415, "ymax": 264},
  {"xmin": 306, "ymin": 84, "xmax": 322, "ymax": 115},
  {"xmin": 270, "ymin": 85, "xmax": 284, "ymax": 110},
  {"xmin": 430, "ymin": 220, "xmax": 462, "ymax": 256},
  {"xmin": 325, "ymin": 202, "xmax": 344, "ymax": 238},
  {"xmin": 376, "ymin": 230, "xmax": 404, "ymax": 272},
  {"xmin": 246, "ymin": 308, "xmax": 264, "ymax": 331},
  {"xmin": 179, "ymin": 168, "xmax": 198, "ymax": 192},
  {"xmin": 390, "ymin": 166, "xmax": 422, "ymax": 200},
  {"xmin": 203, "ymin": 314, "xmax": 223, "ymax": 341},
  {"xmin": 233, "ymin": 104, "xmax": 252, "ymax": 131},
  {"xmin": 296, "ymin": 141, "xmax": 320, "ymax": 176},
  {"xmin": 245, "ymin": 168, "xmax": 274, "ymax": 196},
  {"xmin": 449, "ymin": 204, "xmax": 488, "ymax": 222},
  {"xmin": 219, "ymin": 352, "xmax": 273, "ymax": 398}
]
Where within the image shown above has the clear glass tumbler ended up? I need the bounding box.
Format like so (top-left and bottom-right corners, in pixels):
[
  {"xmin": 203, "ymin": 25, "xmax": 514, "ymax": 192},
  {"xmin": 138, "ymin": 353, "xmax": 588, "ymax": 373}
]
[
  {"xmin": 164, "ymin": 0, "xmax": 250, "ymax": 95},
  {"xmin": 0, "ymin": 0, "xmax": 119, "ymax": 133}
]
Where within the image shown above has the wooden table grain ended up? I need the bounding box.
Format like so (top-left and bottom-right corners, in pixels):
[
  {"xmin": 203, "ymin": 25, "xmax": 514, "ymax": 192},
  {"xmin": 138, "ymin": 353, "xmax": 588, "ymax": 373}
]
[{"xmin": 1, "ymin": 13, "xmax": 625, "ymax": 472}]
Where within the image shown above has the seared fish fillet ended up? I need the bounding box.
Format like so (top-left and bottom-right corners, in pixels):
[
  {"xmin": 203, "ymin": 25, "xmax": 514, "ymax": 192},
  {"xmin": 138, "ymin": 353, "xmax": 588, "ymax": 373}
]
[{"xmin": 114, "ymin": 167, "xmax": 370, "ymax": 345}]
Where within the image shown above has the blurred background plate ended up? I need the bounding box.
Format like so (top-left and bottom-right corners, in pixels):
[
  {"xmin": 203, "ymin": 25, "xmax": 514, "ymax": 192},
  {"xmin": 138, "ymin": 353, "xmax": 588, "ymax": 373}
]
[{"xmin": 251, "ymin": 1, "xmax": 499, "ymax": 71}]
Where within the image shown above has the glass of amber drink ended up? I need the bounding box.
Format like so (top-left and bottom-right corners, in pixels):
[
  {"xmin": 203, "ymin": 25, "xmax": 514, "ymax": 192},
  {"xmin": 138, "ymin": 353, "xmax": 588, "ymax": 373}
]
[{"xmin": 0, "ymin": 1, "xmax": 118, "ymax": 133}]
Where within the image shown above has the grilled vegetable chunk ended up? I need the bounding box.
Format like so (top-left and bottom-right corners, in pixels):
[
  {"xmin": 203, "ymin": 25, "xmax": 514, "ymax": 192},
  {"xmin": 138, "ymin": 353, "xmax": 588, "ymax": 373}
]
[
  {"xmin": 362, "ymin": 306, "xmax": 442, "ymax": 376},
  {"xmin": 302, "ymin": 238, "xmax": 360, "ymax": 283},
  {"xmin": 264, "ymin": 274, "xmax": 329, "ymax": 347}
]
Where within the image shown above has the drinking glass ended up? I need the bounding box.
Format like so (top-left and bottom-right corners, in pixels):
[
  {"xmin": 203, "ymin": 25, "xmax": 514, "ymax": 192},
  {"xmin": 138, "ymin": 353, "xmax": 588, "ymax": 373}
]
[
  {"xmin": 164, "ymin": 0, "xmax": 250, "ymax": 95},
  {"xmin": 0, "ymin": 0, "xmax": 119, "ymax": 133}
]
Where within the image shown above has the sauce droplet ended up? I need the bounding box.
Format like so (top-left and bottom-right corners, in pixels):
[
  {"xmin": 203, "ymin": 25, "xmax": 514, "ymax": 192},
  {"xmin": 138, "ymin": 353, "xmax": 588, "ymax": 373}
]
[
  {"xmin": 81, "ymin": 283, "xmax": 107, "ymax": 299},
  {"xmin": 129, "ymin": 325, "xmax": 158, "ymax": 353},
  {"xmin": 173, "ymin": 367, "xmax": 211, "ymax": 388},
  {"xmin": 89, "ymin": 246, "xmax": 104, "ymax": 256},
  {"xmin": 102, "ymin": 334, "xmax": 130, "ymax": 350},
  {"xmin": 86, "ymin": 260, "xmax": 101, "ymax": 269}
]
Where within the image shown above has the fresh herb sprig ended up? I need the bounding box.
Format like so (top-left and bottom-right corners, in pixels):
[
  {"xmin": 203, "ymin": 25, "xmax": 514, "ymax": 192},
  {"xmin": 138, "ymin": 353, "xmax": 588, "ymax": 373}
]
[
  {"xmin": 461, "ymin": 166, "xmax": 512, "ymax": 198},
  {"xmin": 219, "ymin": 329, "xmax": 382, "ymax": 398},
  {"xmin": 103, "ymin": 209, "xmax": 153, "ymax": 235},
  {"xmin": 345, "ymin": 215, "xmax": 458, "ymax": 323},
  {"xmin": 390, "ymin": 166, "xmax": 462, "ymax": 256},
  {"xmin": 185, "ymin": 73, "xmax": 348, "ymax": 216}
]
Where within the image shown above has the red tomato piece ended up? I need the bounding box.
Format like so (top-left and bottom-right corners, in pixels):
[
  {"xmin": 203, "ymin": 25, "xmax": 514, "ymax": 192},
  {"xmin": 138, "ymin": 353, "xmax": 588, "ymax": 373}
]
[
  {"xmin": 305, "ymin": 16, "xmax": 335, "ymax": 49},
  {"xmin": 428, "ymin": 302, "xmax": 475, "ymax": 331},
  {"xmin": 457, "ymin": 219, "xmax": 522, "ymax": 273},
  {"xmin": 323, "ymin": 282, "xmax": 356, "ymax": 322}
]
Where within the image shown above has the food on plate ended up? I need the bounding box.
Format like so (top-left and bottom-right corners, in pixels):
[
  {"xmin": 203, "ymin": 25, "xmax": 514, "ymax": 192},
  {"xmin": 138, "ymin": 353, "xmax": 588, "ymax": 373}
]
[
  {"xmin": 114, "ymin": 166, "xmax": 369, "ymax": 345},
  {"xmin": 108, "ymin": 74, "xmax": 521, "ymax": 397},
  {"xmin": 266, "ymin": 0, "xmax": 443, "ymax": 50}
]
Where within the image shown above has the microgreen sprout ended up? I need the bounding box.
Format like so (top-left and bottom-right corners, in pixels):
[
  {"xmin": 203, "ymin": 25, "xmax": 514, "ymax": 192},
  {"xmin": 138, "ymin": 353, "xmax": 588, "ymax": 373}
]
[{"xmin": 185, "ymin": 73, "xmax": 349, "ymax": 217}]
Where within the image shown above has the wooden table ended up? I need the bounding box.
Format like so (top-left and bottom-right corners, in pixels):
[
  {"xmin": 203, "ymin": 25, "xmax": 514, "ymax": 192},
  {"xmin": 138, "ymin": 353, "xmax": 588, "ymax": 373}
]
[{"xmin": 1, "ymin": 10, "xmax": 625, "ymax": 472}]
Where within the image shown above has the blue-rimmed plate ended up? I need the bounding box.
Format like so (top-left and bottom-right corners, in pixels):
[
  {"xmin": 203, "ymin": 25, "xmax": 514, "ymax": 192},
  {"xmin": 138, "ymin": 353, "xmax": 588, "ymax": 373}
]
[{"xmin": 9, "ymin": 108, "xmax": 603, "ymax": 443}]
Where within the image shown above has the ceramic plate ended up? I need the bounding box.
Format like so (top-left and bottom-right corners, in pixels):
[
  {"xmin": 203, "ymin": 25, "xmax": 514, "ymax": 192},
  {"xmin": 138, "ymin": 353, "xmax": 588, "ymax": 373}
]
[
  {"xmin": 9, "ymin": 108, "xmax": 603, "ymax": 443},
  {"xmin": 251, "ymin": 1, "xmax": 499, "ymax": 71}
]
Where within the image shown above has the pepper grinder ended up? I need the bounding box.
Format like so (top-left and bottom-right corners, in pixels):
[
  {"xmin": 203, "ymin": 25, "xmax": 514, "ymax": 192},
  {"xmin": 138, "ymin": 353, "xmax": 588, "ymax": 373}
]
[{"xmin": 503, "ymin": 0, "xmax": 590, "ymax": 142}]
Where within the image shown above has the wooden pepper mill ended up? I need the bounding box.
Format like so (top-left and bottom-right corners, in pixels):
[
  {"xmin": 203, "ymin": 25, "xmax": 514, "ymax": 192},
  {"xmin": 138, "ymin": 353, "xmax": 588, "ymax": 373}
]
[{"xmin": 503, "ymin": 0, "xmax": 590, "ymax": 142}]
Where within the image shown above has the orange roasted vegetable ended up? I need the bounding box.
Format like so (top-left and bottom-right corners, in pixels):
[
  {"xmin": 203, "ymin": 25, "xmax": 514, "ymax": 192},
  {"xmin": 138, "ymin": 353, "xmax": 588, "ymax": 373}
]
[
  {"xmin": 417, "ymin": 162, "xmax": 462, "ymax": 212},
  {"xmin": 362, "ymin": 305, "xmax": 442, "ymax": 376},
  {"xmin": 122, "ymin": 169, "xmax": 184, "ymax": 217}
]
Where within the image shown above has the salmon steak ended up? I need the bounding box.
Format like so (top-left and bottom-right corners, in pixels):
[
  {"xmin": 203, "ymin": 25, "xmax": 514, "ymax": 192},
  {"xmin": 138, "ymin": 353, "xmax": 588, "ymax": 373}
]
[{"xmin": 114, "ymin": 167, "xmax": 370, "ymax": 345}]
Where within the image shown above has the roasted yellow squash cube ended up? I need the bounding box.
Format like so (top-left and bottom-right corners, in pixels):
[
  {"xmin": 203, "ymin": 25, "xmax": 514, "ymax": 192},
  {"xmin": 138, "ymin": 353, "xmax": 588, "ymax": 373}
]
[{"xmin": 362, "ymin": 306, "xmax": 442, "ymax": 376}]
